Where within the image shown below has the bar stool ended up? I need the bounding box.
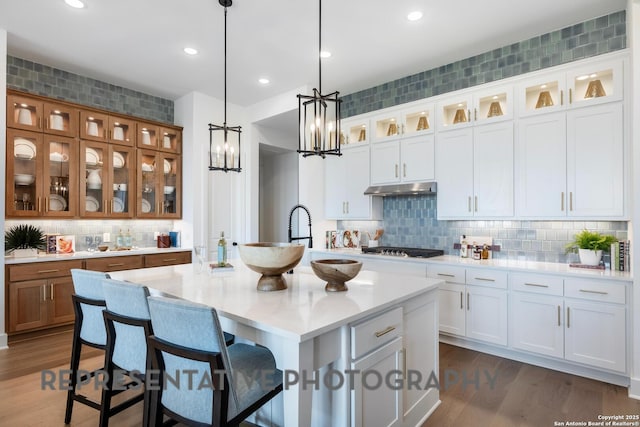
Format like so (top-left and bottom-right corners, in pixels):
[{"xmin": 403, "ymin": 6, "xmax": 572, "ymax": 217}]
[
  {"xmin": 64, "ymin": 269, "xmax": 110, "ymax": 424},
  {"xmin": 146, "ymin": 296, "xmax": 283, "ymax": 426}
]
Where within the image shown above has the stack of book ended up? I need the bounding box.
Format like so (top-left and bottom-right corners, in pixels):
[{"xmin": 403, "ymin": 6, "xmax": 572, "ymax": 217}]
[{"xmin": 610, "ymin": 240, "xmax": 630, "ymax": 272}]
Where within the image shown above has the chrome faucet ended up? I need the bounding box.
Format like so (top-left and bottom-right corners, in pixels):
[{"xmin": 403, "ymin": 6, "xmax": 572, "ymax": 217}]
[{"xmin": 288, "ymin": 204, "xmax": 313, "ymax": 248}]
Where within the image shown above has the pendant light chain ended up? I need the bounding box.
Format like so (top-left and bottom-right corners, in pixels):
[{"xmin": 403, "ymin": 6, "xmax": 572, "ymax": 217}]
[
  {"xmin": 223, "ymin": 4, "xmax": 227, "ymax": 127},
  {"xmin": 318, "ymin": 0, "xmax": 322, "ymax": 96}
]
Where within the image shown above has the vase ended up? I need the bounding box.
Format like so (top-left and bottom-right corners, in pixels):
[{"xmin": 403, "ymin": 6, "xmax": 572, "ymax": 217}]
[
  {"xmin": 13, "ymin": 248, "xmax": 38, "ymax": 258},
  {"xmin": 578, "ymin": 248, "xmax": 602, "ymax": 266}
]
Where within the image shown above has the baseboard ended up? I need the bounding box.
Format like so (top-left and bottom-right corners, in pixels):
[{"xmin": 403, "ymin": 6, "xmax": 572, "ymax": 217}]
[
  {"xmin": 0, "ymin": 333, "xmax": 8, "ymax": 350},
  {"xmin": 629, "ymin": 377, "xmax": 640, "ymax": 400}
]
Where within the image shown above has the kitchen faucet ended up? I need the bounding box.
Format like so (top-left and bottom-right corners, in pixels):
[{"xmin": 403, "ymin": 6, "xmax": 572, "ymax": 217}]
[{"xmin": 288, "ymin": 204, "xmax": 313, "ymax": 248}]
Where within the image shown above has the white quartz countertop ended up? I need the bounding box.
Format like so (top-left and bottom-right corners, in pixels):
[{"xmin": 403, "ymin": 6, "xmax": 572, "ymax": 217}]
[
  {"xmin": 4, "ymin": 247, "xmax": 191, "ymax": 265},
  {"xmin": 109, "ymin": 261, "xmax": 441, "ymax": 343},
  {"xmin": 310, "ymin": 248, "xmax": 633, "ymax": 282}
]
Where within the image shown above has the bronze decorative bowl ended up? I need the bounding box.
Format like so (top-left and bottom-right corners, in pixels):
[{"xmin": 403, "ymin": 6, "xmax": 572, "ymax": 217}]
[
  {"xmin": 310, "ymin": 259, "xmax": 363, "ymax": 292},
  {"xmin": 238, "ymin": 243, "xmax": 305, "ymax": 291}
]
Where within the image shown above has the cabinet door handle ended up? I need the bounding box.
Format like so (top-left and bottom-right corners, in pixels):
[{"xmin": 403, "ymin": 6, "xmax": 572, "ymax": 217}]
[
  {"xmin": 50, "ymin": 283, "xmax": 54, "ymax": 301},
  {"xmin": 524, "ymin": 282, "xmax": 548, "ymax": 288},
  {"xmin": 38, "ymin": 197, "xmax": 42, "ymax": 213},
  {"xmin": 560, "ymin": 90, "xmax": 564, "ymax": 106},
  {"xmin": 375, "ymin": 326, "xmax": 396, "ymax": 338},
  {"xmin": 402, "ymin": 347, "xmax": 407, "ymax": 379},
  {"xmin": 569, "ymin": 88, "xmax": 573, "ymax": 104},
  {"xmin": 45, "ymin": 197, "xmax": 49, "ymax": 213},
  {"xmin": 437, "ymin": 273, "xmax": 454, "ymax": 278},
  {"xmin": 403, "ymin": 163, "xmax": 406, "ymax": 177},
  {"xmin": 561, "ymin": 192, "xmax": 565, "ymax": 211},
  {"xmin": 467, "ymin": 292, "xmax": 470, "ymax": 310},
  {"xmin": 468, "ymin": 110, "xmax": 471, "ymax": 122},
  {"xmin": 38, "ymin": 269, "xmax": 59, "ymax": 274},
  {"xmin": 474, "ymin": 108, "xmax": 477, "ymax": 121},
  {"xmin": 468, "ymin": 196, "xmax": 472, "ymax": 212},
  {"xmin": 566, "ymin": 307, "xmax": 570, "ymax": 328},
  {"xmin": 107, "ymin": 263, "xmax": 125, "ymax": 267},
  {"xmin": 395, "ymin": 164, "xmax": 398, "ymax": 178},
  {"xmin": 557, "ymin": 305, "xmax": 561, "ymax": 326},
  {"xmin": 579, "ymin": 289, "xmax": 608, "ymax": 295},
  {"xmin": 474, "ymin": 277, "xmax": 495, "ymax": 282},
  {"xmin": 460, "ymin": 291, "xmax": 463, "ymax": 309},
  {"xmin": 38, "ymin": 117, "xmax": 42, "ymax": 130},
  {"xmin": 474, "ymin": 196, "xmax": 478, "ymax": 212},
  {"xmin": 42, "ymin": 284, "xmax": 46, "ymax": 302},
  {"xmin": 569, "ymin": 192, "xmax": 573, "ymax": 211}
]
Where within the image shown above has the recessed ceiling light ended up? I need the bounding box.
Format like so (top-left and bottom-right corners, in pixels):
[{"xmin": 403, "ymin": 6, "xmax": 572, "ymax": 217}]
[
  {"xmin": 407, "ymin": 11, "xmax": 423, "ymax": 21},
  {"xmin": 65, "ymin": 0, "xmax": 85, "ymax": 8},
  {"xmin": 320, "ymin": 51, "xmax": 331, "ymax": 58},
  {"xmin": 183, "ymin": 47, "xmax": 198, "ymax": 55},
  {"xmin": 258, "ymin": 78, "xmax": 270, "ymax": 85}
]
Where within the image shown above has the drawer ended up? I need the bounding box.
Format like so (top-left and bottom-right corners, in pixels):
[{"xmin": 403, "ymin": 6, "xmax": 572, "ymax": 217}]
[
  {"xmin": 466, "ymin": 268, "xmax": 507, "ymax": 289},
  {"xmin": 8, "ymin": 259, "xmax": 83, "ymax": 282},
  {"xmin": 510, "ymin": 272, "xmax": 563, "ymax": 296},
  {"xmin": 144, "ymin": 251, "xmax": 192, "ymax": 268},
  {"xmin": 351, "ymin": 307, "xmax": 403, "ymax": 360},
  {"xmin": 85, "ymin": 255, "xmax": 144, "ymax": 272},
  {"xmin": 427, "ymin": 265, "xmax": 465, "ymax": 284},
  {"xmin": 565, "ymin": 278, "xmax": 626, "ymax": 304}
]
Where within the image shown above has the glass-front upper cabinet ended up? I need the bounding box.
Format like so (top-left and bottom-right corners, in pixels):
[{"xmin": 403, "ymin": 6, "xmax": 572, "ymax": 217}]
[
  {"xmin": 110, "ymin": 146, "xmax": 136, "ymax": 218},
  {"xmin": 80, "ymin": 111, "xmax": 108, "ymax": 142},
  {"xmin": 519, "ymin": 72, "xmax": 566, "ymax": 116},
  {"xmin": 108, "ymin": 116, "xmax": 136, "ymax": 146},
  {"xmin": 137, "ymin": 150, "xmax": 180, "ymax": 218},
  {"xmin": 566, "ymin": 60, "xmax": 623, "ymax": 107},
  {"xmin": 340, "ymin": 117, "xmax": 370, "ymax": 146},
  {"xmin": 159, "ymin": 126, "xmax": 181, "ymax": 153},
  {"xmin": 137, "ymin": 123, "xmax": 160, "ymax": 150},
  {"xmin": 402, "ymin": 104, "xmax": 435, "ymax": 138},
  {"xmin": 472, "ymin": 87, "xmax": 513, "ymax": 124},
  {"xmin": 7, "ymin": 92, "xmax": 78, "ymax": 137},
  {"xmin": 437, "ymin": 95, "xmax": 473, "ymax": 130},
  {"xmin": 371, "ymin": 110, "xmax": 402, "ymax": 142},
  {"xmin": 6, "ymin": 129, "xmax": 78, "ymax": 217}
]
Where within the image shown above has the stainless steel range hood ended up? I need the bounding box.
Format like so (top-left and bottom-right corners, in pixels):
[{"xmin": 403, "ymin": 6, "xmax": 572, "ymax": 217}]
[{"xmin": 364, "ymin": 182, "xmax": 437, "ymax": 196}]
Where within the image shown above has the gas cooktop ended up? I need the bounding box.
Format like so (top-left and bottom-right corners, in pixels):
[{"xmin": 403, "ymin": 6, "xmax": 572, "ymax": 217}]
[{"xmin": 361, "ymin": 246, "xmax": 444, "ymax": 258}]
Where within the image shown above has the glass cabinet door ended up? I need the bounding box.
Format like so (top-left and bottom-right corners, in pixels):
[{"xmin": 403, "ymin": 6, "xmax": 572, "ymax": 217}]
[
  {"xmin": 6, "ymin": 129, "xmax": 42, "ymax": 217},
  {"xmin": 473, "ymin": 87, "xmax": 512, "ymax": 124},
  {"xmin": 43, "ymin": 102, "xmax": 78, "ymax": 137},
  {"xmin": 80, "ymin": 141, "xmax": 108, "ymax": 217},
  {"xmin": 567, "ymin": 60, "xmax": 622, "ymax": 107},
  {"xmin": 80, "ymin": 111, "xmax": 109, "ymax": 142},
  {"xmin": 137, "ymin": 123, "xmax": 160, "ymax": 150},
  {"xmin": 44, "ymin": 135, "xmax": 78, "ymax": 217},
  {"xmin": 7, "ymin": 94, "xmax": 43, "ymax": 133},
  {"xmin": 402, "ymin": 104, "xmax": 434, "ymax": 138},
  {"xmin": 340, "ymin": 118, "xmax": 369, "ymax": 145},
  {"xmin": 108, "ymin": 116, "xmax": 136, "ymax": 146},
  {"xmin": 520, "ymin": 73, "xmax": 566, "ymax": 116},
  {"xmin": 159, "ymin": 126, "xmax": 181, "ymax": 153},
  {"xmin": 110, "ymin": 146, "xmax": 135, "ymax": 218},
  {"xmin": 160, "ymin": 154, "xmax": 181, "ymax": 218},
  {"xmin": 438, "ymin": 96, "xmax": 473, "ymax": 129},
  {"xmin": 137, "ymin": 150, "xmax": 160, "ymax": 217},
  {"xmin": 371, "ymin": 111, "xmax": 402, "ymax": 142}
]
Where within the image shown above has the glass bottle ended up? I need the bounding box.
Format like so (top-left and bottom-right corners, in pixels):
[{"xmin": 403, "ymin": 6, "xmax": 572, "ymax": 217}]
[
  {"xmin": 460, "ymin": 235, "xmax": 468, "ymax": 258},
  {"xmin": 124, "ymin": 229, "xmax": 132, "ymax": 249},
  {"xmin": 116, "ymin": 229, "xmax": 124, "ymax": 249},
  {"xmin": 217, "ymin": 231, "xmax": 227, "ymax": 266}
]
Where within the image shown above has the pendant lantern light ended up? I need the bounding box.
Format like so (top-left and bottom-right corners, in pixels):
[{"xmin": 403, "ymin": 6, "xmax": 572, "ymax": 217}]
[
  {"xmin": 297, "ymin": 0, "xmax": 342, "ymax": 158},
  {"xmin": 209, "ymin": 0, "xmax": 241, "ymax": 172}
]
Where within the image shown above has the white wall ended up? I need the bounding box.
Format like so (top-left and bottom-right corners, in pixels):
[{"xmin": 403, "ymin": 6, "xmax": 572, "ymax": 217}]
[
  {"xmin": 0, "ymin": 28, "xmax": 7, "ymax": 349},
  {"xmin": 259, "ymin": 150, "xmax": 298, "ymax": 242}
]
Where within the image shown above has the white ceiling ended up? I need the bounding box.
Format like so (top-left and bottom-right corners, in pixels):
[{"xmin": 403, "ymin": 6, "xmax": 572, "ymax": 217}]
[{"xmin": 0, "ymin": 0, "xmax": 626, "ymax": 108}]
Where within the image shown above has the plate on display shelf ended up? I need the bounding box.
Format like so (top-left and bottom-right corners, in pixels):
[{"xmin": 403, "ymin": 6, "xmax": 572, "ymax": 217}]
[
  {"xmin": 49, "ymin": 194, "xmax": 67, "ymax": 211},
  {"xmin": 85, "ymin": 196, "xmax": 100, "ymax": 212},
  {"xmin": 113, "ymin": 152, "xmax": 125, "ymax": 168},
  {"xmin": 113, "ymin": 197, "xmax": 124, "ymax": 213},
  {"xmin": 86, "ymin": 147, "xmax": 100, "ymax": 166},
  {"xmin": 14, "ymin": 138, "xmax": 36, "ymax": 159},
  {"xmin": 141, "ymin": 199, "xmax": 151, "ymax": 213}
]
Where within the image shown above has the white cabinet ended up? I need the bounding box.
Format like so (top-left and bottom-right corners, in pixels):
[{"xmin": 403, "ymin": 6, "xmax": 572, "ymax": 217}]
[
  {"xmin": 436, "ymin": 121, "xmax": 513, "ymax": 218},
  {"xmin": 517, "ymin": 103, "xmax": 623, "ymax": 218},
  {"xmin": 428, "ymin": 265, "xmax": 508, "ymax": 346},
  {"xmin": 437, "ymin": 86, "xmax": 512, "ymax": 130},
  {"xmin": 340, "ymin": 116, "xmax": 370, "ymax": 146},
  {"xmin": 324, "ymin": 144, "xmax": 382, "ymax": 220}
]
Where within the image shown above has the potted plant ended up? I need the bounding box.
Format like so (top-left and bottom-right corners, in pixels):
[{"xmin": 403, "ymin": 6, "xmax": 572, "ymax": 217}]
[
  {"xmin": 5, "ymin": 224, "xmax": 46, "ymax": 257},
  {"xmin": 565, "ymin": 229, "xmax": 617, "ymax": 266}
]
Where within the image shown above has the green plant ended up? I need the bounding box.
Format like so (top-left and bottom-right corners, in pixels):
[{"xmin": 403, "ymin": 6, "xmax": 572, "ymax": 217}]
[
  {"xmin": 565, "ymin": 229, "xmax": 617, "ymax": 254},
  {"xmin": 5, "ymin": 224, "xmax": 46, "ymax": 252}
]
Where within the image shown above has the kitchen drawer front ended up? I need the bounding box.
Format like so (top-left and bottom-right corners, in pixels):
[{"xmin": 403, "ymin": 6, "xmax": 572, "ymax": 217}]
[
  {"xmin": 351, "ymin": 307, "xmax": 403, "ymax": 360},
  {"xmin": 8, "ymin": 260, "xmax": 83, "ymax": 282},
  {"xmin": 427, "ymin": 265, "xmax": 465, "ymax": 284},
  {"xmin": 509, "ymin": 272, "xmax": 563, "ymax": 296},
  {"xmin": 465, "ymin": 268, "xmax": 507, "ymax": 289},
  {"xmin": 85, "ymin": 255, "xmax": 144, "ymax": 272},
  {"xmin": 564, "ymin": 279, "xmax": 626, "ymax": 304},
  {"xmin": 144, "ymin": 251, "xmax": 192, "ymax": 268}
]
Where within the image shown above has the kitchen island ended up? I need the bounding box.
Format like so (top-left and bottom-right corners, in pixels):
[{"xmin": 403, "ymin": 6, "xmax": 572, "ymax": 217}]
[{"xmin": 109, "ymin": 261, "xmax": 442, "ymax": 427}]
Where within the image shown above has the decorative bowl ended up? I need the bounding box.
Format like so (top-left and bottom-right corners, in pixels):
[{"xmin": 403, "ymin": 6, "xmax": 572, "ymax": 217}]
[
  {"xmin": 310, "ymin": 259, "xmax": 363, "ymax": 292},
  {"xmin": 97, "ymin": 245, "xmax": 109, "ymax": 252},
  {"xmin": 238, "ymin": 242, "xmax": 305, "ymax": 291},
  {"xmin": 14, "ymin": 174, "xmax": 35, "ymax": 186},
  {"xmin": 163, "ymin": 185, "xmax": 175, "ymax": 194}
]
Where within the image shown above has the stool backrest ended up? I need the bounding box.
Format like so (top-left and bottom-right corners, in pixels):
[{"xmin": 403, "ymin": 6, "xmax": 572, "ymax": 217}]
[
  {"xmin": 70, "ymin": 269, "xmax": 110, "ymax": 345},
  {"xmin": 102, "ymin": 279, "xmax": 151, "ymax": 374}
]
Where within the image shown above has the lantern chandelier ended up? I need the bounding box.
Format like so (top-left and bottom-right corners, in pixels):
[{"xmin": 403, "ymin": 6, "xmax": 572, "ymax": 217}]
[
  {"xmin": 297, "ymin": 0, "xmax": 342, "ymax": 158},
  {"xmin": 209, "ymin": 0, "xmax": 241, "ymax": 172}
]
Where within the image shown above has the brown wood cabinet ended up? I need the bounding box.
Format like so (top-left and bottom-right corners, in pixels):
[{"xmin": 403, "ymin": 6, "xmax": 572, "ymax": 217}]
[
  {"xmin": 144, "ymin": 251, "xmax": 192, "ymax": 268},
  {"xmin": 84, "ymin": 255, "xmax": 144, "ymax": 272},
  {"xmin": 6, "ymin": 260, "xmax": 82, "ymax": 333},
  {"xmin": 6, "ymin": 89, "xmax": 182, "ymax": 219}
]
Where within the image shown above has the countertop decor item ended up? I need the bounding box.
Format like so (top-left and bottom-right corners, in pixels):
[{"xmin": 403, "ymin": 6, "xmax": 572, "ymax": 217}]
[
  {"xmin": 565, "ymin": 229, "xmax": 617, "ymax": 266},
  {"xmin": 237, "ymin": 242, "xmax": 305, "ymax": 291},
  {"xmin": 296, "ymin": 0, "xmax": 342, "ymax": 159},
  {"xmin": 5, "ymin": 224, "xmax": 46, "ymax": 257},
  {"xmin": 208, "ymin": 0, "xmax": 242, "ymax": 173},
  {"xmin": 310, "ymin": 259, "xmax": 362, "ymax": 292}
]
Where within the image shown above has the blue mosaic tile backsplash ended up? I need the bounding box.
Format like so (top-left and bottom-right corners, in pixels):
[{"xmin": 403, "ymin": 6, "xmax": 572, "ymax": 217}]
[
  {"xmin": 341, "ymin": 10, "xmax": 626, "ymax": 118},
  {"xmin": 6, "ymin": 56, "xmax": 174, "ymax": 123}
]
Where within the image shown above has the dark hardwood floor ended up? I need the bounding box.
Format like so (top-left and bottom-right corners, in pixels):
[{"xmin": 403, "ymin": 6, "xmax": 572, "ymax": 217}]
[{"xmin": 1, "ymin": 330, "xmax": 639, "ymax": 426}]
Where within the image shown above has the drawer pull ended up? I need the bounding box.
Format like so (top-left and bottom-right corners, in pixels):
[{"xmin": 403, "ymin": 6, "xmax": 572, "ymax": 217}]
[
  {"xmin": 579, "ymin": 289, "xmax": 608, "ymax": 295},
  {"xmin": 374, "ymin": 326, "xmax": 396, "ymax": 338},
  {"xmin": 37, "ymin": 269, "xmax": 59, "ymax": 274},
  {"xmin": 474, "ymin": 277, "xmax": 495, "ymax": 282},
  {"xmin": 108, "ymin": 263, "xmax": 125, "ymax": 267},
  {"xmin": 524, "ymin": 282, "xmax": 549, "ymax": 288},
  {"xmin": 437, "ymin": 273, "xmax": 455, "ymax": 278},
  {"xmin": 162, "ymin": 258, "xmax": 178, "ymax": 262}
]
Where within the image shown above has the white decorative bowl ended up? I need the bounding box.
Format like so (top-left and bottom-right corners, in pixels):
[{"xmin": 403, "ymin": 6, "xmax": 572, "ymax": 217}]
[
  {"xmin": 14, "ymin": 174, "xmax": 35, "ymax": 186},
  {"xmin": 238, "ymin": 242, "xmax": 305, "ymax": 291}
]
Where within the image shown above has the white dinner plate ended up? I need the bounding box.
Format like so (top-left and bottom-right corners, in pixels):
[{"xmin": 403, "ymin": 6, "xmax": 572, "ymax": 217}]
[
  {"xmin": 141, "ymin": 199, "xmax": 151, "ymax": 213},
  {"xmin": 14, "ymin": 138, "xmax": 36, "ymax": 160},
  {"xmin": 113, "ymin": 152, "xmax": 125, "ymax": 168},
  {"xmin": 85, "ymin": 196, "xmax": 100, "ymax": 212},
  {"xmin": 113, "ymin": 197, "xmax": 124, "ymax": 213},
  {"xmin": 164, "ymin": 159, "xmax": 171, "ymax": 174},
  {"xmin": 86, "ymin": 147, "xmax": 100, "ymax": 166},
  {"xmin": 141, "ymin": 163, "xmax": 154, "ymax": 172},
  {"xmin": 49, "ymin": 194, "xmax": 67, "ymax": 211}
]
